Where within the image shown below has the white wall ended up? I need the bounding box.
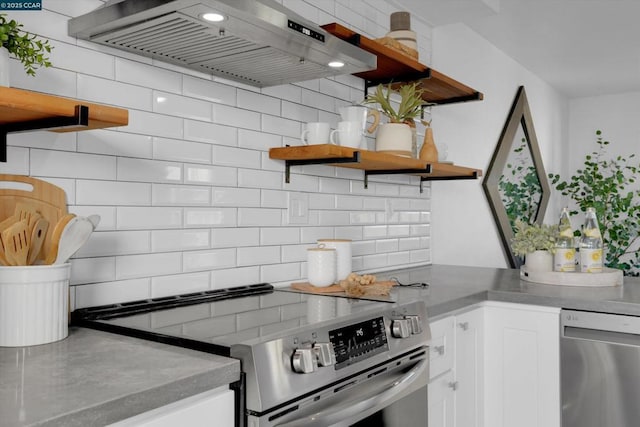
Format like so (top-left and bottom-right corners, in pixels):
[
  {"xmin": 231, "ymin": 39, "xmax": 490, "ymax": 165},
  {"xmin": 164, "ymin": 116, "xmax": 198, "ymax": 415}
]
[
  {"xmin": 429, "ymin": 23, "xmax": 569, "ymax": 268},
  {"xmin": 0, "ymin": 0, "xmax": 436, "ymax": 308}
]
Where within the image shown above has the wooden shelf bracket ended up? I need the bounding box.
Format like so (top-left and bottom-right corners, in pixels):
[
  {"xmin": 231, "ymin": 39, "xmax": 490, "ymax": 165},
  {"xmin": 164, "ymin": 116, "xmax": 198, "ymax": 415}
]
[{"xmin": 0, "ymin": 105, "xmax": 89, "ymax": 162}]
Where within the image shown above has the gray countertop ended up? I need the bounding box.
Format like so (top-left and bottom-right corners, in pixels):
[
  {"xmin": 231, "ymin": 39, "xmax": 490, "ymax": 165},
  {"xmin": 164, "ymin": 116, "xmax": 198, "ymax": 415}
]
[
  {"xmin": 0, "ymin": 327, "xmax": 240, "ymax": 427},
  {"xmin": 3, "ymin": 264, "xmax": 640, "ymax": 427}
]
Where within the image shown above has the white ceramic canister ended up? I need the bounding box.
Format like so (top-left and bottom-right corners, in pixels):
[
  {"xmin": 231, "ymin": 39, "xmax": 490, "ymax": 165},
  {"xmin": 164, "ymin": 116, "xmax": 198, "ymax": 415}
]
[
  {"xmin": 317, "ymin": 239, "xmax": 352, "ymax": 281},
  {"xmin": 307, "ymin": 245, "xmax": 337, "ymax": 287}
]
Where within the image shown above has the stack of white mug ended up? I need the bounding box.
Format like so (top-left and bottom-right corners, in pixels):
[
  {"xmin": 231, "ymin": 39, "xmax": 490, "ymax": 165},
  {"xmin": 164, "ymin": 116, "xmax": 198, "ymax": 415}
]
[
  {"xmin": 300, "ymin": 106, "xmax": 379, "ymax": 150},
  {"xmin": 306, "ymin": 239, "xmax": 352, "ymax": 287}
]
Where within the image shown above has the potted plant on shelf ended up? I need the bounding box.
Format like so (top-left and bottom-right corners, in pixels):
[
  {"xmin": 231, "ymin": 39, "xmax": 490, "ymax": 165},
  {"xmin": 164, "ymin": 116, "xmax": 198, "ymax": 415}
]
[
  {"xmin": 363, "ymin": 82, "xmax": 426, "ymax": 157},
  {"xmin": 0, "ymin": 13, "xmax": 53, "ymax": 85},
  {"xmin": 511, "ymin": 219, "xmax": 557, "ymax": 272}
]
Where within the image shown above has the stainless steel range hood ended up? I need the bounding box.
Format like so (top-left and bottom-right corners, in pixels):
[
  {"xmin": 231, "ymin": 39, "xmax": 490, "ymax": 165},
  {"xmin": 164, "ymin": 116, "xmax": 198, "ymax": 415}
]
[{"xmin": 68, "ymin": 0, "xmax": 377, "ymax": 87}]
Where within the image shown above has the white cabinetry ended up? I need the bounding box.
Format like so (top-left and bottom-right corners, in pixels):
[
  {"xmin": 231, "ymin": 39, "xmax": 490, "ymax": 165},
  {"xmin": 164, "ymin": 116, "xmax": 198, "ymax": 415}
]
[
  {"xmin": 428, "ymin": 302, "xmax": 559, "ymax": 427},
  {"xmin": 428, "ymin": 306, "xmax": 484, "ymax": 427},
  {"xmin": 483, "ymin": 302, "xmax": 560, "ymax": 427},
  {"xmin": 108, "ymin": 386, "xmax": 234, "ymax": 427}
]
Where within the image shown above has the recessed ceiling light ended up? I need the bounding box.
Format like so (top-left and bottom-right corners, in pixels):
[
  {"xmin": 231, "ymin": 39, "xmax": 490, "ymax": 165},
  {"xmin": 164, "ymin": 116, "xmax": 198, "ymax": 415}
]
[
  {"xmin": 201, "ymin": 12, "xmax": 225, "ymax": 22},
  {"xmin": 328, "ymin": 61, "xmax": 345, "ymax": 68}
]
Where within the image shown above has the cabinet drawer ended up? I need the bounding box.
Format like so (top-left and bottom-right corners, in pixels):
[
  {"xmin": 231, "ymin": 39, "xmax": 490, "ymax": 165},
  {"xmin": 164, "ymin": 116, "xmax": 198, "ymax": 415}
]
[{"xmin": 429, "ymin": 316, "xmax": 455, "ymax": 379}]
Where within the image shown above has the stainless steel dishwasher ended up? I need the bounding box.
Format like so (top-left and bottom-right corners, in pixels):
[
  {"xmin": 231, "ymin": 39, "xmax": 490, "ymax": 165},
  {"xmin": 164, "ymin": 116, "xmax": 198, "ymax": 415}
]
[{"xmin": 561, "ymin": 309, "xmax": 640, "ymax": 427}]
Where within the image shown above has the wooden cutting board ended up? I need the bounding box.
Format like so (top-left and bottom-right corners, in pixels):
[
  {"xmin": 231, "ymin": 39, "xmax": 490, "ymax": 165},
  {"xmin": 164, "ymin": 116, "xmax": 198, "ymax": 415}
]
[
  {"xmin": 291, "ymin": 280, "xmax": 397, "ymax": 294},
  {"xmin": 0, "ymin": 174, "xmax": 68, "ymax": 264}
]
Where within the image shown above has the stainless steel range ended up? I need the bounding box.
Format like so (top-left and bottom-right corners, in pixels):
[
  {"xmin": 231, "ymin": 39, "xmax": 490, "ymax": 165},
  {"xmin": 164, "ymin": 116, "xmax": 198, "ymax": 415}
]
[{"xmin": 73, "ymin": 284, "xmax": 431, "ymax": 427}]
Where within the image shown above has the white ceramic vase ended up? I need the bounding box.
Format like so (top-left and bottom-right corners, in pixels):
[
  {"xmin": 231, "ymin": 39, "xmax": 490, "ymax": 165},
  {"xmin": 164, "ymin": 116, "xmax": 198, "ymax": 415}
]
[
  {"xmin": 0, "ymin": 47, "xmax": 10, "ymax": 86},
  {"xmin": 525, "ymin": 250, "xmax": 553, "ymax": 272}
]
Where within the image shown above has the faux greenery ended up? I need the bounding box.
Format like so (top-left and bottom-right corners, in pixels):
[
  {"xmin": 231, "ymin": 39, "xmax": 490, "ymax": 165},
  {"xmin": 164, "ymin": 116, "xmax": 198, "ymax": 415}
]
[
  {"xmin": 363, "ymin": 82, "xmax": 426, "ymax": 123},
  {"xmin": 549, "ymin": 130, "xmax": 640, "ymax": 276},
  {"xmin": 511, "ymin": 219, "xmax": 557, "ymax": 256},
  {"xmin": 499, "ymin": 138, "xmax": 542, "ymax": 232},
  {"xmin": 0, "ymin": 13, "xmax": 52, "ymax": 76}
]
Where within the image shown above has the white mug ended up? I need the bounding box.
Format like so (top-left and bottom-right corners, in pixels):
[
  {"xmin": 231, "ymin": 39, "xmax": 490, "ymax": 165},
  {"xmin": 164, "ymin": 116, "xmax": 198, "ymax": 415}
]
[
  {"xmin": 307, "ymin": 245, "xmax": 337, "ymax": 287},
  {"xmin": 301, "ymin": 122, "xmax": 331, "ymax": 145},
  {"xmin": 329, "ymin": 121, "xmax": 363, "ymax": 148},
  {"xmin": 317, "ymin": 239, "xmax": 352, "ymax": 281}
]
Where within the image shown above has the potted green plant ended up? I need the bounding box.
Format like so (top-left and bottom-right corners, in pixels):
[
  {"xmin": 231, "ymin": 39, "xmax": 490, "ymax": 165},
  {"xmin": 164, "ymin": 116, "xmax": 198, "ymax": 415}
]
[
  {"xmin": 549, "ymin": 130, "xmax": 640, "ymax": 276},
  {"xmin": 363, "ymin": 82, "xmax": 426, "ymax": 157},
  {"xmin": 511, "ymin": 219, "xmax": 557, "ymax": 272},
  {"xmin": 0, "ymin": 13, "xmax": 53, "ymax": 85}
]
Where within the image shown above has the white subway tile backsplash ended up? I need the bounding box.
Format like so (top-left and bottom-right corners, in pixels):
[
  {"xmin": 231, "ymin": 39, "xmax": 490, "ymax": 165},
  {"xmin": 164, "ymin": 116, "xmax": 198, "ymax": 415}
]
[
  {"xmin": 281, "ymin": 244, "xmax": 311, "ymax": 263},
  {"xmin": 237, "ymin": 90, "xmax": 281, "ymax": 115},
  {"xmin": 118, "ymin": 158, "xmax": 182, "ymax": 183},
  {"xmin": 185, "ymin": 165, "xmax": 237, "ymax": 186},
  {"xmin": 301, "ymin": 89, "xmax": 335, "ymax": 113},
  {"xmin": 211, "ymin": 267, "xmax": 261, "ymax": 289},
  {"xmin": 410, "ymin": 224, "xmax": 430, "ymax": 237},
  {"xmin": 77, "ymin": 180, "xmax": 151, "ymax": 206},
  {"xmin": 116, "ymin": 253, "xmax": 182, "ymax": 279},
  {"xmin": 260, "ymin": 227, "xmax": 300, "ymax": 245},
  {"xmin": 184, "ymin": 121, "xmax": 238, "ymax": 146},
  {"xmin": 308, "ymin": 193, "xmax": 335, "ymax": 209},
  {"xmin": 212, "ymin": 228, "xmax": 259, "ymax": 248},
  {"xmin": 281, "ymin": 101, "xmax": 318, "ymax": 123},
  {"xmin": 336, "ymin": 195, "xmax": 363, "ymax": 210},
  {"xmin": 261, "ymin": 190, "xmax": 288, "ymax": 208},
  {"xmin": 261, "ymin": 84, "xmax": 302, "ymax": 103},
  {"xmin": 388, "ymin": 251, "xmax": 412, "ymax": 266},
  {"xmin": 350, "ymin": 212, "xmax": 376, "ymax": 224},
  {"xmin": 213, "ymin": 104, "xmax": 261, "ymax": 130},
  {"xmin": 151, "ymin": 272, "xmax": 211, "ymax": 298},
  {"xmin": 79, "ymin": 74, "xmax": 151, "ymax": 111},
  {"xmin": 300, "ymin": 227, "xmax": 334, "ymax": 243},
  {"xmin": 12, "ymin": 66, "xmax": 76, "ymax": 98},
  {"xmin": 9, "ymin": 130, "xmax": 77, "ymax": 153},
  {"xmin": 238, "ymin": 129, "xmax": 282, "ymax": 152},
  {"xmin": 78, "ymin": 130, "xmax": 153, "ymax": 159},
  {"xmin": 399, "ymin": 237, "xmax": 421, "ymax": 251},
  {"xmin": 153, "ymin": 91, "xmax": 212, "ymax": 121},
  {"xmin": 70, "ymin": 257, "xmax": 116, "ymax": 285},
  {"xmin": 31, "ymin": 150, "xmax": 116, "ymax": 179},
  {"xmin": 212, "ymin": 187, "xmax": 260, "ymax": 207},
  {"xmin": 212, "ymin": 146, "xmax": 261, "ymax": 169},
  {"xmin": 183, "ymin": 248, "xmax": 236, "ymax": 272},
  {"xmin": 75, "ymin": 278, "xmax": 151, "ymax": 309},
  {"xmin": 376, "ymin": 239, "xmax": 399, "ymax": 253},
  {"xmin": 352, "ymin": 240, "xmax": 376, "ymax": 256},
  {"xmin": 391, "ymin": 225, "xmax": 413, "ymax": 238},
  {"xmin": 70, "ymin": 206, "xmax": 116, "ymax": 231},
  {"xmin": 319, "ymin": 177, "xmax": 351, "ymax": 194},
  {"xmin": 0, "ymin": 147, "xmax": 28, "ymax": 175},
  {"xmin": 318, "ymin": 210, "xmax": 351, "ymax": 225},
  {"xmin": 184, "ymin": 208, "xmax": 237, "ymax": 227},
  {"xmin": 126, "ymin": 110, "xmax": 183, "ymax": 139},
  {"xmin": 152, "ymin": 184, "xmax": 211, "ymax": 206},
  {"xmin": 286, "ymin": 174, "xmax": 319, "ymax": 192},
  {"xmin": 363, "ymin": 225, "xmax": 388, "ymax": 239},
  {"xmin": 115, "ymin": 58, "xmax": 182, "ymax": 93},
  {"xmin": 361, "ymin": 253, "xmax": 387, "ymax": 270},
  {"xmin": 238, "ymin": 208, "xmax": 282, "ymax": 226},
  {"xmin": 261, "ymin": 115, "xmax": 301, "ymax": 139},
  {"xmin": 237, "ymin": 246, "xmax": 281, "ymax": 266},
  {"xmin": 411, "ymin": 249, "xmax": 430, "ymax": 264},
  {"xmin": 75, "ymin": 231, "xmax": 151, "ymax": 257},
  {"xmin": 261, "ymin": 262, "xmax": 300, "ymax": 283},
  {"xmin": 183, "ymin": 76, "xmax": 237, "ymax": 105},
  {"xmin": 153, "ymin": 137, "xmax": 212, "ymax": 164},
  {"xmin": 334, "ymin": 226, "xmax": 363, "ymax": 240},
  {"xmin": 117, "ymin": 207, "xmax": 183, "ymax": 229},
  {"xmin": 152, "ymin": 229, "xmax": 210, "ymax": 252},
  {"xmin": 238, "ymin": 169, "xmax": 283, "ymax": 190}
]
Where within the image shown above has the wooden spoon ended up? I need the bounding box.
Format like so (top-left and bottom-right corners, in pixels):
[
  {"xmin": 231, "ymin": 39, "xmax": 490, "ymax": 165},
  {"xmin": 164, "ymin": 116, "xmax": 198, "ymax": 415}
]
[
  {"xmin": 27, "ymin": 217, "xmax": 49, "ymax": 265},
  {"xmin": 1, "ymin": 219, "xmax": 30, "ymax": 266}
]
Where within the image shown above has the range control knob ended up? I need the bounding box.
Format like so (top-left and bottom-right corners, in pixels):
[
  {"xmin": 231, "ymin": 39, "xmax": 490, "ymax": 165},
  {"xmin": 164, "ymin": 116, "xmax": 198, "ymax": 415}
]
[
  {"xmin": 314, "ymin": 342, "xmax": 336, "ymax": 367},
  {"xmin": 391, "ymin": 318, "xmax": 411, "ymax": 338},
  {"xmin": 405, "ymin": 315, "xmax": 423, "ymax": 334},
  {"xmin": 292, "ymin": 348, "xmax": 317, "ymax": 374}
]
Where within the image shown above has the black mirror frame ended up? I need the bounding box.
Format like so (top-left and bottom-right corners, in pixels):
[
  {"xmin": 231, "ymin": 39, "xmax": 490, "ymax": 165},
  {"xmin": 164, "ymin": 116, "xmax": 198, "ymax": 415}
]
[{"xmin": 482, "ymin": 86, "xmax": 551, "ymax": 268}]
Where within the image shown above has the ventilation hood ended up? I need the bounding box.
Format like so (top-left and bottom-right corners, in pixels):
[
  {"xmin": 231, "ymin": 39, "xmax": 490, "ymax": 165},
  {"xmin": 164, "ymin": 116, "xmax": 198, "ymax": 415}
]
[{"xmin": 68, "ymin": 0, "xmax": 377, "ymax": 87}]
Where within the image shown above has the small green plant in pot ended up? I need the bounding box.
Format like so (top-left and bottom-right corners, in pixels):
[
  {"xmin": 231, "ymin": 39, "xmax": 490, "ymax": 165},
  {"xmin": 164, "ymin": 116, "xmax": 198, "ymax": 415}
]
[
  {"xmin": 363, "ymin": 82, "xmax": 427, "ymax": 156},
  {"xmin": 0, "ymin": 13, "xmax": 53, "ymax": 78},
  {"xmin": 511, "ymin": 219, "xmax": 557, "ymax": 272},
  {"xmin": 549, "ymin": 129, "xmax": 640, "ymax": 276}
]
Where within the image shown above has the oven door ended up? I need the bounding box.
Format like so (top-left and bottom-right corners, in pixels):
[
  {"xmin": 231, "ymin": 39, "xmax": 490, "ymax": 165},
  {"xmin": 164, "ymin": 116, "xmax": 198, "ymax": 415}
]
[{"xmin": 248, "ymin": 349, "xmax": 428, "ymax": 427}]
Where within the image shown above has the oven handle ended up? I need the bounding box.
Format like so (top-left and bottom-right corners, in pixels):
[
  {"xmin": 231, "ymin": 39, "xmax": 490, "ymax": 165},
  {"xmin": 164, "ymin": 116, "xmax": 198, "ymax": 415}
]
[{"xmin": 276, "ymin": 358, "xmax": 428, "ymax": 427}]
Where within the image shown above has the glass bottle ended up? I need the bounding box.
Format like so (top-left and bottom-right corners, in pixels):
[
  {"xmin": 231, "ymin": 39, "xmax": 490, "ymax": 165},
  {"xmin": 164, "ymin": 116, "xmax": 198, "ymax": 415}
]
[
  {"xmin": 579, "ymin": 207, "xmax": 603, "ymax": 273},
  {"xmin": 554, "ymin": 207, "xmax": 576, "ymax": 272}
]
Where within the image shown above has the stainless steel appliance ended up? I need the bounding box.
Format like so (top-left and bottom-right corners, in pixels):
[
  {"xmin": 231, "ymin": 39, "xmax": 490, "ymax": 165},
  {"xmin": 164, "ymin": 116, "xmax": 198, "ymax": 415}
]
[
  {"xmin": 67, "ymin": 0, "xmax": 377, "ymax": 87},
  {"xmin": 73, "ymin": 284, "xmax": 431, "ymax": 427},
  {"xmin": 561, "ymin": 309, "xmax": 640, "ymax": 427}
]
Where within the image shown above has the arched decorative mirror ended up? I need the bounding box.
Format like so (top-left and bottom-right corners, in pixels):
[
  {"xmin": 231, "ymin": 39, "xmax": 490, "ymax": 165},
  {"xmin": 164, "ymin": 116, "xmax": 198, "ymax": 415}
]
[{"xmin": 483, "ymin": 86, "xmax": 550, "ymax": 268}]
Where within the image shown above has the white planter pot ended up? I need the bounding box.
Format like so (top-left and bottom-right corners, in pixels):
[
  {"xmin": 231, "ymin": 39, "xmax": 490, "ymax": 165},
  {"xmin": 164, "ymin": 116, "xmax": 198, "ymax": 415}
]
[
  {"xmin": 375, "ymin": 123, "xmax": 413, "ymax": 157},
  {"xmin": 525, "ymin": 250, "xmax": 553, "ymax": 272},
  {"xmin": 0, "ymin": 48, "xmax": 9, "ymax": 86}
]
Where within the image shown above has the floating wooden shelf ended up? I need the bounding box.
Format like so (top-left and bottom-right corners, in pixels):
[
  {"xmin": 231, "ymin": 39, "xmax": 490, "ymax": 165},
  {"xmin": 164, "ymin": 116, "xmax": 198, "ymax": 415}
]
[
  {"xmin": 269, "ymin": 145, "xmax": 482, "ymax": 192},
  {"xmin": 321, "ymin": 23, "xmax": 483, "ymax": 105},
  {"xmin": 0, "ymin": 87, "xmax": 129, "ymax": 162}
]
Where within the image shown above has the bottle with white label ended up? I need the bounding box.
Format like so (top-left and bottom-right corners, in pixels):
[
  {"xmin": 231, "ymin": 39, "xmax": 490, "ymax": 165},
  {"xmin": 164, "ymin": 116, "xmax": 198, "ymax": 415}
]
[
  {"xmin": 554, "ymin": 207, "xmax": 576, "ymax": 272},
  {"xmin": 579, "ymin": 207, "xmax": 603, "ymax": 273}
]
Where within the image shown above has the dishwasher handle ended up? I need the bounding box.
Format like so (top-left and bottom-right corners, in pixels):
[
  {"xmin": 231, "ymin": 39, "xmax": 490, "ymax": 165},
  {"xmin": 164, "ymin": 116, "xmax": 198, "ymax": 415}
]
[{"xmin": 561, "ymin": 309, "xmax": 640, "ymax": 347}]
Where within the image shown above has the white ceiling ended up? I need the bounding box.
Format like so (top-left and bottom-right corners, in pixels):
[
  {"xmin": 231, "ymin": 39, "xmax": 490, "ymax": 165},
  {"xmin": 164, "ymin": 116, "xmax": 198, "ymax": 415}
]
[{"xmin": 392, "ymin": 0, "xmax": 640, "ymax": 99}]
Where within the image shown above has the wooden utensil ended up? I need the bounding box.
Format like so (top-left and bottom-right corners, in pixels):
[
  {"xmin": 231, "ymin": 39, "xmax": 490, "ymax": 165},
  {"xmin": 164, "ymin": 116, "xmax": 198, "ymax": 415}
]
[
  {"xmin": 27, "ymin": 217, "xmax": 49, "ymax": 265},
  {"xmin": 44, "ymin": 213, "xmax": 76, "ymax": 265},
  {"xmin": 1, "ymin": 219, "xmax": 30, "ymax": 266}
]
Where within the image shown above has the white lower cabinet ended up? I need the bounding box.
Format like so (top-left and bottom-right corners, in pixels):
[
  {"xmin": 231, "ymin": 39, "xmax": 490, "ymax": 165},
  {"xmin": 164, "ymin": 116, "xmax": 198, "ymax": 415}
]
[
  {"xmin": 483, "ymin": 302, "xmax": 560, "ymax": 427},
  {"xmin": 428, "ymin": 302, "xmax": 560, "ymax": 427},
  {"xmin": 108, "ymin": 386, "xmax": 235, "ymax": 427}
]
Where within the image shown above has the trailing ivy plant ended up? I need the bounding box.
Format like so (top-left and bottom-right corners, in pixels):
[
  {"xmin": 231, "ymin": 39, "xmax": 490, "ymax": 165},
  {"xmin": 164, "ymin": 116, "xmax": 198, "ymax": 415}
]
[
  {"xmin": 549, "ymin": 130, "xmax": 640, "ymax": 276},
  {"xmin": 0, "ymin": 13, "xmax": 52, "ymax": 76}
]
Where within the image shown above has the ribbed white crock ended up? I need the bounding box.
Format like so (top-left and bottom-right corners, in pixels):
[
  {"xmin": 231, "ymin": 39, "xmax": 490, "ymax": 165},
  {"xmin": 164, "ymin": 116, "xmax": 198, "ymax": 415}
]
[{"xmin": 0, "ymin": 263, "xmax": 70, "ymax": 347}]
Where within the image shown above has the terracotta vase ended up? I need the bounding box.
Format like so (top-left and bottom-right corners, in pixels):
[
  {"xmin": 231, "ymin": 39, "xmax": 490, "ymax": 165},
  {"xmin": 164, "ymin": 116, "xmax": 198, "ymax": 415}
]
[{"xmin": 419, "ymin": 127, "xmax": 438, "ymax": 162}]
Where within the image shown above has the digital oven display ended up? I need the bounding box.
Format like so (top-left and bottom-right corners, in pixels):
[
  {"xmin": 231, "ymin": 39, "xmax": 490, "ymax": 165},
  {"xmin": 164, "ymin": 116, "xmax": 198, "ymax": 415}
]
[{"xmin": 329, "ymin": 317, "xmax": 388, "ymax": 370}]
